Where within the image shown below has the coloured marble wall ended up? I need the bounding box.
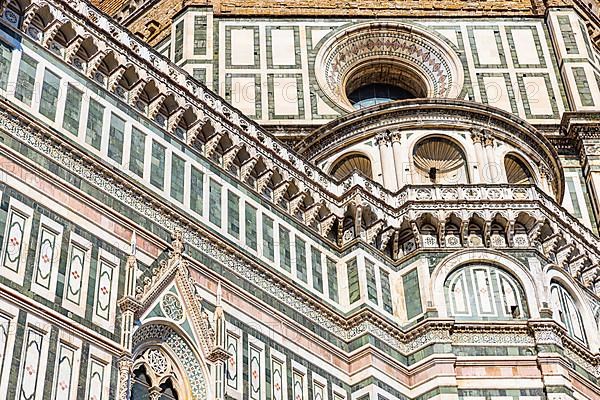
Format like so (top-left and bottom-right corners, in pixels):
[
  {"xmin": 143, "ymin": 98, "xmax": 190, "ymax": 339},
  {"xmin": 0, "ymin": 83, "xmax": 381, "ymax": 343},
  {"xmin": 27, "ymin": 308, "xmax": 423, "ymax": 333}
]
[{"xmin": 161, "ymin": 8, "xmax": 600, "ymax": 128}]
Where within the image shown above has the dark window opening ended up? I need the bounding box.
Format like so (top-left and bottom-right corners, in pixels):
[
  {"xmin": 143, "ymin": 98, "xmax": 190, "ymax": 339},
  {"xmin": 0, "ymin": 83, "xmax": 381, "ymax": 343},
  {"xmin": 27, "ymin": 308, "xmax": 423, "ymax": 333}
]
[{"xmin": 348, "ymin": 83, "xmax": 414, "ymax": 109}]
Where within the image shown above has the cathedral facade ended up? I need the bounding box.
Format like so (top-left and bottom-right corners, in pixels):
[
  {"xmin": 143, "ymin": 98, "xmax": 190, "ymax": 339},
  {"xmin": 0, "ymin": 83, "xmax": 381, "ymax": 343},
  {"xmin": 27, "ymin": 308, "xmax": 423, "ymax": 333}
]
[{"xmin": 1, "ymin": 0, "xmax": 600, "ymax": 399}]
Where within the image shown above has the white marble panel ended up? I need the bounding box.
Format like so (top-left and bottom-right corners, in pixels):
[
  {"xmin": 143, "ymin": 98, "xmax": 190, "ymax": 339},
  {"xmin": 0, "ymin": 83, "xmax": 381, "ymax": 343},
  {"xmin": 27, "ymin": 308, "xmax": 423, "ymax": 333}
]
[
  {"xmin": 512, "ymin": 28, "xmax": 539, "ymax": 64},
  {"xmin": 231, "ymin": 29, "xmax": 255, "ymax": 65},
  {"xmin": 474, "ymin": 29, "xmax": 501, "ymax": 64},
  {"xmin": 231, "ymin": 76, "xmax": 257, "ymax": 116},
  {"xmin": 482, "ymin": 76, "xmax": 512, "ymax": 112},
  {"xmin": 273, "ymin": 77, "xmax": 299, "ymax": 116},
  {"xmin": 271, "ymin": 29, "xmax": 295, "ymax": 66},
  {"xmin": 523, "ymin": 76, "xmax": 553, "ymax": 115}
]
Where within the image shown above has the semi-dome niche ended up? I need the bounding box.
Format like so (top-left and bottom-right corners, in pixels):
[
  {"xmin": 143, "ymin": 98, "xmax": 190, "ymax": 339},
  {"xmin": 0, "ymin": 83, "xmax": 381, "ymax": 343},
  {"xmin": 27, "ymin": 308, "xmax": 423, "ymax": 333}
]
[{"xmin": 314, "ymin": 21, "xmax": 464, "ymax": 111}]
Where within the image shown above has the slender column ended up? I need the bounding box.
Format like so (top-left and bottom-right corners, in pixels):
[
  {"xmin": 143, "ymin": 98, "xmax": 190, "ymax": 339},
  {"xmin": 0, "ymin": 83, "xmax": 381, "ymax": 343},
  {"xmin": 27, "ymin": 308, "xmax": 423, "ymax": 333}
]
[
  {"xmin": 117, "ymin": 358, "xmax": 133, "ymax": 400},
  {"xmin": 119, "ymin": 232, "xmax": 139, "ymax": 351},
  {"xmin": 375, "ymin": 132, "xmax": 397, "ymax": 191},
  {"xmin": 214, "ymin": 283, "xmax": 226, "ymax": 400},
  {"xmin": 483, "ymin": 133, "xmax": 499, "ymax": 183},
  {"xmin": 470, "ymin": 129, "xmax": 486, "ymax": 183},
  {"xmin": 390, "ymin": 131, "xmax": 404, "ymax": 189}
]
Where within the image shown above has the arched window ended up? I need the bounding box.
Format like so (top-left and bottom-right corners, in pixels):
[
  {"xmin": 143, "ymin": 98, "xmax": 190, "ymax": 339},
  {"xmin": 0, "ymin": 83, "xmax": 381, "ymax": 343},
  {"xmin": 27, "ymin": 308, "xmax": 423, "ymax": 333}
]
[
  {"xmin": 504, "ymin": 154, "xmax": 534, "ymax": 185},
  {"xmin": 413, "ymin": 137, "xmax": 469, "ymax": 184},
  {"xmin": 131, "ymin": 348, "xmax": 182, "ymax": 399},
  {"xmin": 444, "ymin": 264, "xmax": 529, "ymax": 320},
  {"xmin": 330, "ymin": 153, "xmax": 373, "ymax": 180},
  {"xmin": 550, "ymin": 282, "xmax": 587, "ymax": 344}
]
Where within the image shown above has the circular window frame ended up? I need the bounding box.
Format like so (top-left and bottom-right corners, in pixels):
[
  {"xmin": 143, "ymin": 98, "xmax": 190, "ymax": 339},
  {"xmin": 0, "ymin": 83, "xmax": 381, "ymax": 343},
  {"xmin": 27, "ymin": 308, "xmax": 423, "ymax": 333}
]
[{"xmin": 314, "ymin": 21, "xmax": 464, "ymax": 112}]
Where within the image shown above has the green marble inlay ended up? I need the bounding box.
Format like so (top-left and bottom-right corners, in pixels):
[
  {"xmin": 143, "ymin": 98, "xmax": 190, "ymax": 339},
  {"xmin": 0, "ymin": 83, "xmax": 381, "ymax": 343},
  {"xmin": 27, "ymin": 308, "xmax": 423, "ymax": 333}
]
[
  {"xmin": 403, "ymin": 268, "xmax": 422, "ymax": 320},
  {"xmin": 174, "ymin": 20, "xmax": 184, "ymax": 62},
  {"xmin": 227, "ymin": 190, "xmax": 240, "ymax": 238},
  {"xmin": 365, "ymin": 259, "xmax": 378, "ymax": 305},
  {"xmin": 573, "ymin": 67, "xmax": 594, "ymax": 107},
  {"xmin": 326, "ymin": 257, "xmax": 338, "ymax": 303},
  {"xmin": 190, "ymin": 166, "xmax": 204, "ymax": 215},
  {"xmin": 209, "ymin": 179, "xmax": 222, "ymax": 227},
  {"xmin": 14, "ymin": 53, "xmax": 37, "ymax": 106},
  {"xmin": 108, "ymin": 114, "xmax": 126, "ymax": 164},
  {"xmin": 193, "ymin": 15, "xmax": 207, "ymax": 56},
  {"xmin": 170, "ymin": 153, "xmax": 186, "ymax": 203},
  {"xmin": 380, "ymin": 269, "xmax": 393, "ymax": 314},
  {"xmin": 0, "ymin": 41, "xmax": 11, "ymax": 90},
  {"xmin": 62, "ymin": 85, "xmax": 82, "ymax": 135},
  {"xmin": 85, "ymin": 98, "xmax": 104, "ymax": 151},
  {"xmin": 311, "ymin": 247, "xmax": 323, "ymax": 293},
  {"xmin": 262, "ymin": 214, "xmax": 275, "ymax": 261},
  {"xmin": 129, "ymin": 127, "xmax": 146, "ymax": 178},
  {"xmin": 347, "ymin": 257, "xmax": 360, "ymax": 304},
  {"xmin": 279, "ymin": 225, "xmax": 291, "ymax": 272},
  {"xmin": 245, "ymin": 203, "xmax": 257, "ymax": 250},
  {"xmin": 295, "ymin": 237, "xmax": 307, "ymax": 283},
  {"xmin": 39, "ymin": 68, "xmax": 60, "ymax": 121},
  {"xmin": 558, "ymin": 15, "xmax": 578, "ymax": 55},
  {"xmin": 150, "ymin": 140, "xmax": 166, "ymax": 190}
]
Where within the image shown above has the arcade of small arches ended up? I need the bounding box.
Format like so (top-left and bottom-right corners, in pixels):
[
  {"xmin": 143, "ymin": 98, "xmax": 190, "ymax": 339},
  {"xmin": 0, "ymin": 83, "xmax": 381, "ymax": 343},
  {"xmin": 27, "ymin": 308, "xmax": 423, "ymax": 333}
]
[
  {"xmin": 337, "ymin": 208, "xmax": 545, "ymax": 257},
  {"xmin": 325, "ymin": 130, "xmax": 551, "ymax": 196}
]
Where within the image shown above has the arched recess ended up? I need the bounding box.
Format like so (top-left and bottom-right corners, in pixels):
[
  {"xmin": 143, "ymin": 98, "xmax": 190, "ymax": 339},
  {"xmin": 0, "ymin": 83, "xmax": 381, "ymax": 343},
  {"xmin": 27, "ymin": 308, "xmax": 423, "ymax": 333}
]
[
  {"xmin": 329, "ymin": 152, "xmax": 373, "ymax": 180},
  {"xmin": 544, "ymin": 266, "xmax": 598, "ymax": 351},
  {"xmin": 504, "ymin": 153, "xmax": 535, "ymax": 185},
  {"xmin": 412, "ymin": 136, "xmax": 469, "ymax": 184},
  {"xmin": 132, "ymin": 322, "xmax": 210, "ymax": 400},
  {"xmin": 444, "ymin": 263, "xmax": 529, "ymax": 320},
  {"xmin": 430, "ymin": 249, "xmax": 540, "ymax": 318}
]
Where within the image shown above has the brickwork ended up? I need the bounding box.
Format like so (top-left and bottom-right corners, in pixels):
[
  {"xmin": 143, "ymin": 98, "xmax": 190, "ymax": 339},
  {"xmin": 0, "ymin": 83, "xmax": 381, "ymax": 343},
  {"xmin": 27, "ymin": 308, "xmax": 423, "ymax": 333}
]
[
  {"xmin": 95, "ymin": 0, "xmax": 548, "ymax": 46},
  {"xmin": 210, "ymin": 0, "xmax": 539, "ymax": 16}
]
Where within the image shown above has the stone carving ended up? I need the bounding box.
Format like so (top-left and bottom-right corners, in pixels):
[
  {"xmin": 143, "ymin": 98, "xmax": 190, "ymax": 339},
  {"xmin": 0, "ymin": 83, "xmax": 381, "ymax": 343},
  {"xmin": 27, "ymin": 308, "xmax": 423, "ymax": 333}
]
[
  {"xmin": 161, "ymin": 293, "xmax": 185, "ymax": 323},
  {"xmin": 147, "ymin": 348, "xmax": 169, "ymax": 375},
  {"xmin": 314, "ymin": 22, "xmax": 464, "ymax": 109}
]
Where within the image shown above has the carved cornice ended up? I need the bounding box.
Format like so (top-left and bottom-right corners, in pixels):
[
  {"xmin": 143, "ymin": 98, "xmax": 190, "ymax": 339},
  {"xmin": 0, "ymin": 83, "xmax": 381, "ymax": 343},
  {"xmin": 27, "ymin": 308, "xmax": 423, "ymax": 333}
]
[{"xmin": 118, "ymin": 296, "xmax": 142, "ymax": 313}]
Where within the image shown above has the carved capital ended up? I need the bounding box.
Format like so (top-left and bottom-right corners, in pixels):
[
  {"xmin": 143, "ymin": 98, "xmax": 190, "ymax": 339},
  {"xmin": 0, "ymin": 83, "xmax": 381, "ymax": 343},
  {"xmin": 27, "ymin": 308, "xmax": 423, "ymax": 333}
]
[
  {"xmin": 470, "ymin": 128, "xmax": 484, "ymax": 144},
  {"xmin": 389, "ymin": 130, "xmax": 402, "ymax": 144},
  {"xmin": 117, "ymin": 296, "xmax": 142, "ymax": 313},
  {"xmin": 374, "ymin": 132, "xmax": 390, "ymax": 146}
]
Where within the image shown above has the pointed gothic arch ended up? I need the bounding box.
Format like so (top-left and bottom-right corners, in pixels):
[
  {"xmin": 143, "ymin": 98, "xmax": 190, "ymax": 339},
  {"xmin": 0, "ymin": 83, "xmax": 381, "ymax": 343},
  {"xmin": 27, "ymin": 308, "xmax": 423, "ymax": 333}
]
[{"xmin": 132, "ymin": 321, "xmax": 210, "ymax": 400}]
